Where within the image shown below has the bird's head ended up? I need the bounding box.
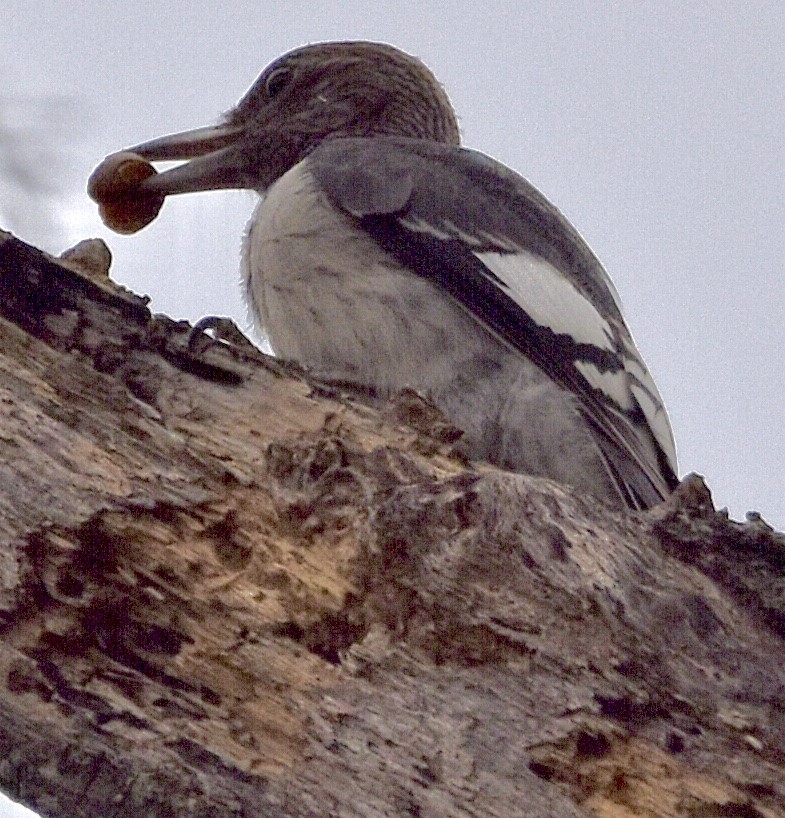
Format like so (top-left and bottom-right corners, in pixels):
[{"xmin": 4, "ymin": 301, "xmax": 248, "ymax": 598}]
[
  {"xmin": 112, "ymin": 41, "xmax": 459, "ymax": 202},
  {"xmin": 232, "ymin": 42, "xmax": 460, "ymax": 168}
]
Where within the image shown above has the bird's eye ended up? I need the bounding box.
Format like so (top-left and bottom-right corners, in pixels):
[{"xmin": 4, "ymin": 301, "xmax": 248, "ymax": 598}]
[{"xmin": 265, "ymin": 67, "xmax": 292, "ymax": 98}]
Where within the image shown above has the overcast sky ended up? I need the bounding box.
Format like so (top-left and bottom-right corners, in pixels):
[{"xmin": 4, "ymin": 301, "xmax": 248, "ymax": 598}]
[{"xmin": 0, "ymin": 3, "xmax": 782, "ymax": 809}]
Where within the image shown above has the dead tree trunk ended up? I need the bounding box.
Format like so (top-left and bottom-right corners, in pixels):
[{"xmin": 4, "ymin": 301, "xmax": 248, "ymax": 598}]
[{"xmin": 0, "ymin": 230, "xmax": 783, "ymax": 818}]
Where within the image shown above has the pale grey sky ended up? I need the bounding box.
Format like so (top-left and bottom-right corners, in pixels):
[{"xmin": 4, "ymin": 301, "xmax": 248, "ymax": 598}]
[{"xmin": 1, "ymin": 1, "xmax": 783, "ymax": 814}]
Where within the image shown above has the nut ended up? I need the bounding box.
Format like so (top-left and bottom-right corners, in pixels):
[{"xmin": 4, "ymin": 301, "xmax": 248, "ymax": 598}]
[{"xmin": 88, "ymin": 152, "xmax": 165, "ymax": 234}]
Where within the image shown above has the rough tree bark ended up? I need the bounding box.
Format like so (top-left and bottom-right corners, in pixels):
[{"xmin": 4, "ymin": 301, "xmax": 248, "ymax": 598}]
[{"xmin": 0, "ymin": 229, "xmax": 783, "ymax": 818}]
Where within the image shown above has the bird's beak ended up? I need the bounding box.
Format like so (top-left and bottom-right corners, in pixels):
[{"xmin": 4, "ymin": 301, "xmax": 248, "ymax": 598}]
[{"xmin": 129, "ymin": 123, "xmax": 252, "ymax": 195}]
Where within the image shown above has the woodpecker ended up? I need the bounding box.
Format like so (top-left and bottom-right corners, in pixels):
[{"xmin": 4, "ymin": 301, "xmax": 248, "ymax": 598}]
[{"xmin": 99, "ymin": 41, "xmax": 679, "ymax": 509}]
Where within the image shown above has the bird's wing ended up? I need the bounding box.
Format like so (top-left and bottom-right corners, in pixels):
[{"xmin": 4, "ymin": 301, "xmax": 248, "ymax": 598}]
[{"xmin": 310, "ymin": 137, "xmax": 678, "ymax": 508}]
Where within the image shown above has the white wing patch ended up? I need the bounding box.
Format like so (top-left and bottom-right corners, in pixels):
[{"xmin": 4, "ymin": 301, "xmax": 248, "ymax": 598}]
[
  {"xmin": 475, "ymin": 250, "xmax": 616, "ymax": 352},
  {"xmin": 397, "ymin": 215, "xmax": 453, "ymax": 241},
  {"xmin": 477, "ymin": 249, "xmax": 677, "ymax": 474},
  {"xmin": 576, "ymin": 349, "xmax": 677, "ymax": 474},
  {"xmin": 577, "ymin": 358, "xmax": 677, "ymax": 475},
  {"xmin": 631, "ymin": 382, "xmax": 678, "ymax": 473},
  {"xmin": 574, "ymin": 361, "xmax": 634, "ymax": 411}
]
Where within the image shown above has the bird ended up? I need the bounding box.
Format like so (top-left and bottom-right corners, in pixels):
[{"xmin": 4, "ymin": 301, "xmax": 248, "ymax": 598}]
[{"xmin": 108, "ymin": 40, "xmax": 679, "ymax": 510}]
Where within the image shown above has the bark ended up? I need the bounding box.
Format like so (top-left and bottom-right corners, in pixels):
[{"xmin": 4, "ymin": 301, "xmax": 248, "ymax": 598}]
[{"xmin": 0, "ymin": 229, "xmax": 783, "ymax": 818}]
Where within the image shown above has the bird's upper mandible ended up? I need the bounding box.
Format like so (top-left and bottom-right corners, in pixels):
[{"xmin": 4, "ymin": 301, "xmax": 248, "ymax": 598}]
[{"xmin": 89, "ymin": 40, "xmax": 679, "ymax": 510}]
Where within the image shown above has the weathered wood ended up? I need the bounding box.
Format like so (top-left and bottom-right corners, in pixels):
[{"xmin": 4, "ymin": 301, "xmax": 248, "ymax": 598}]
[{"xmin": 0, "ymin": 230, "xmax": 783, "ymax": 817}]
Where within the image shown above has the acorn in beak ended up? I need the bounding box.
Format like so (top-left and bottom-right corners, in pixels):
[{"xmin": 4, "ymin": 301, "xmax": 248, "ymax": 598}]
[{"xmin": 88, "ymin": 123, "xmax": 252, "ymax": 233}]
